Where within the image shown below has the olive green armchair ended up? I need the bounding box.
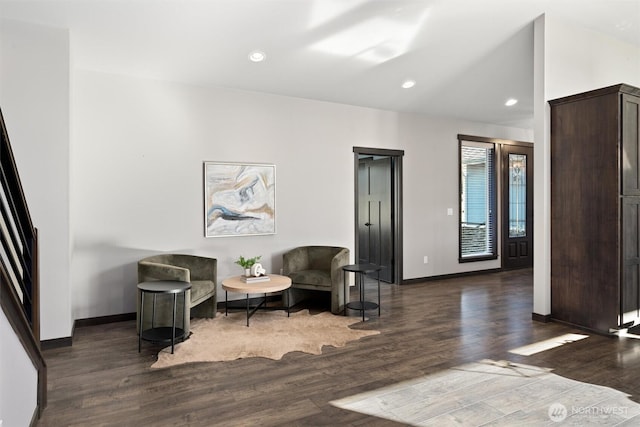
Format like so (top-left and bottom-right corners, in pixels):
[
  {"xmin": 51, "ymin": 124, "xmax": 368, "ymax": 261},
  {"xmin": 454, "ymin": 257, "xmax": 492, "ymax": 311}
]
[
  {"xmin": 282, "ymin": 246, "xmax": 350, "ymax": 314},
  {"xmin": 137, "ymin": 254, "xmax": 217, "ymax": 335}
]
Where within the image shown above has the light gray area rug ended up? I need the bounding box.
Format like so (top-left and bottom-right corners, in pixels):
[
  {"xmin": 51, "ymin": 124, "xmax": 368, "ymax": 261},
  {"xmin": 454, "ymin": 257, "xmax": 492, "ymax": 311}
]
[
  {"xmin": 151, "ymin": 309, "xmax": 379, "ymax": 369},
  {"xmin": 331, "ymin": 359, "xmax": 640, "ymax": 426}
]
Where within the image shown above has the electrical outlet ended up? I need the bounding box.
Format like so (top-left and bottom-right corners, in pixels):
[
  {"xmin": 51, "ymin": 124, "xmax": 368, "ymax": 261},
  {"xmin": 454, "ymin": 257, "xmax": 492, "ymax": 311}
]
[
  {"xmin": 423, "ymin": 256, "xmax": 428, "ymax": 264},
  {"xmin": 447, "ymin": 208, "xmax": 453, "ymax": 216}
]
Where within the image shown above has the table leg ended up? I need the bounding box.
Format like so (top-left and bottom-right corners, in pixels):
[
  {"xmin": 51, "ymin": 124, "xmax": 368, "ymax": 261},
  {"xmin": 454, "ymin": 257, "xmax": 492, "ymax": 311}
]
[
  {"xmin": 225, "ymin": 290, "xmax": 228, "ymax": 316},
  {"xmin": 343, "ymin": 270, "xmax": 347, "ymax": 316},
  {"xmin": 171, "ymin": 293, "xmax": 177, "ymax": 354},
  {"xmin": 152, "ymin": 294, "xmax": 157, "ymax": 329},
  {"xmin": 138, "ymin": 290, "xmax": 144, "ymax": 353},
  {"xmin": 360, "ymin": 272, "xmax": 365, "ymax": 322},
  {"xmin": 286, "ymin": 288, "xmax": 290, "ymax": 317},
  {"xmin": 246, "ymin": 293, "xmax": 250, "ymax": 327},
  {"xmin": 377, "ymin": 270, "xmax": 381, "ymax": 316}
]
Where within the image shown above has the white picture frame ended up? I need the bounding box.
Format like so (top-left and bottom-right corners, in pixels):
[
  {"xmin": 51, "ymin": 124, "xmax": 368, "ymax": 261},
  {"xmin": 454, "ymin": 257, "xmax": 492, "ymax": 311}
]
[{"xmin": 203, "ymin": 162, "xmax": 276, "ymax": 237}]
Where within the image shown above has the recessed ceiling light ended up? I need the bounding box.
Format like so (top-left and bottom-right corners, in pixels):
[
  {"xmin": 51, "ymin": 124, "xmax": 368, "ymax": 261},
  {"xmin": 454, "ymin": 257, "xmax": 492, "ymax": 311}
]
[
  {"xmin": 505, "ymin": 98, "xmax": 518, "ymax": 106},
  {"xmin": 248, "ymin": 51, "xmax": 266, "ymax": 62},
  {"xmin": 401, "ymin": 79, "xmax": 416, "ymax": 89}
]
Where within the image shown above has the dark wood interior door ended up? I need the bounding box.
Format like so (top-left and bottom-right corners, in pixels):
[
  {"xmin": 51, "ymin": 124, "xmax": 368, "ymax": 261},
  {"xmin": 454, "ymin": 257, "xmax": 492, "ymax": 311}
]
[
  {"xmin": 358, "ymin": 156, "xmax": 393, "ymax": 282},
  {"xmin": 502, "ymin": 145, "xmax": 533, "ymax": 269}
]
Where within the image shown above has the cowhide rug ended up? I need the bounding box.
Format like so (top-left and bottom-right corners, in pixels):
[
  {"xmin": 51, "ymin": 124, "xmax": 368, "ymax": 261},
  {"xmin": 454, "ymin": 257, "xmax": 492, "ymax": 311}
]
[{"xmin": 151, "ymin": 309, "xmax": 380, "ymax": 368}]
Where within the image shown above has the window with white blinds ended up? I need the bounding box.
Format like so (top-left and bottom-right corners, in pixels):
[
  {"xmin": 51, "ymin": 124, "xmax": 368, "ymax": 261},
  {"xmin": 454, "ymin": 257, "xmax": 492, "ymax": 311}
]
[{"xmin": 459, "ymin": 141, "xmax": 497, "ymax": 261}]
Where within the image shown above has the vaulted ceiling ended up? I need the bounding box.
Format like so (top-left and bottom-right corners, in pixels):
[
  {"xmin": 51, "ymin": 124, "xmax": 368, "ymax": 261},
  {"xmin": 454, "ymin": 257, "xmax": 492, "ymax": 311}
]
[{"xmin": 1, "ymin": 0, "xmax": 639, "ymax": 128}]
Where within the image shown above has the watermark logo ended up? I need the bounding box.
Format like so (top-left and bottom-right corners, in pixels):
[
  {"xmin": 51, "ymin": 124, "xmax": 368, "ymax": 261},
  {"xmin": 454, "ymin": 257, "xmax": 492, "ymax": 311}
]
[
  {"xmin": 548, "ymin": 402, "xmax": 629, "ymax": 422},
  {"xmin": 548, "ymin": 403, "xmax": 568, "ymax": 422}
]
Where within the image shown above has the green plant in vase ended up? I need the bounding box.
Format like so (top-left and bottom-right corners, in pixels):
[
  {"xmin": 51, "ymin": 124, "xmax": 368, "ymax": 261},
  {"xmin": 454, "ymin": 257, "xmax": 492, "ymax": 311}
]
[{"xmin": 235, "ymin": 255, "xmax": 262, "ymax": 276}]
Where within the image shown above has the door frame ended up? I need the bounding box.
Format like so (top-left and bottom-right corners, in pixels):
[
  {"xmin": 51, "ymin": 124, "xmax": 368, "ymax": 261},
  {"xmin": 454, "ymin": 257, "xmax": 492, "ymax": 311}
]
[
  {"xmin": 457, "ymin": 135, "xmax": 533, "ymax": 270},
  {"xmin": 353, "ymin": 146, "xmax": 404, "ymax": 285}
]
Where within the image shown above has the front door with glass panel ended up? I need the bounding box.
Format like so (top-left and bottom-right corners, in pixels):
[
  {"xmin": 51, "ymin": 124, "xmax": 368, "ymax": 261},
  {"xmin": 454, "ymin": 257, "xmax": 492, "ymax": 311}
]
[{"xmin": 502, "ymin": 145, "xmax": 533, "ymax": 268}]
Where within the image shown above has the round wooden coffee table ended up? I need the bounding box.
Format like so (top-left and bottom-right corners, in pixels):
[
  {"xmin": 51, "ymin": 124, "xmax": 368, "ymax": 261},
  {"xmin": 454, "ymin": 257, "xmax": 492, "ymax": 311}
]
[{"xmin": 221, "ymin": 274, "xmax": 292, "ymax": 326}]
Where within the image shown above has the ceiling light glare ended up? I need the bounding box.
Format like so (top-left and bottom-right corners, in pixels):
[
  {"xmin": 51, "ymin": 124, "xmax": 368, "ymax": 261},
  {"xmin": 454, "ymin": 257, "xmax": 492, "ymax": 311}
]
[
  {"xmin": 505, "ymin": 98, "xmax": 518, "ymax": 106},
  {"xmin": 248, "ymin": 51, "xmax": 266, "ymax": 62},
  {"xmin": 402, "ymin": 79, "xmax": 416, "ymax": 89}
]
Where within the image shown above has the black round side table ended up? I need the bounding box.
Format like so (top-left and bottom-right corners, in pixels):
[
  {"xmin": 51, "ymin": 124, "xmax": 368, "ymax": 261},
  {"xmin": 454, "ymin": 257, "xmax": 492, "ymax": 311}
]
[
  {"xmin": 342, "ymin": 263, "xmax": 382, "ymax": 321},
  {"xmin": 137, "ymin": 280, "xmax": 191, "ymax": 354}
]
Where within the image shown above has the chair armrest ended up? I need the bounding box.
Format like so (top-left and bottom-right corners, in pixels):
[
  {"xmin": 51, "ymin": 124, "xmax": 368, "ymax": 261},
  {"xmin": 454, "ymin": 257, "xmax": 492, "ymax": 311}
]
[
  {"xmin": 330, "ymin": 248, "xmax": 350, "ymax": 287},
  {"xmin": 173, "ymin": 255, "xmax": 217, "ymax": 283},
  {"xmin": 283, "ymin": 247, "xmax": 310, "ymax": 275},
  {"xmin": 138, "ymin": 261, "xmax": 190, "ymax": 283}
]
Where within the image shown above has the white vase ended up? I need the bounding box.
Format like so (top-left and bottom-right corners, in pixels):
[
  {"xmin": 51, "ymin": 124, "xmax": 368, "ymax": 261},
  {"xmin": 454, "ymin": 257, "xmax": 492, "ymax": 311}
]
[{"xmin": 245, "ymin": 268, "xmax": 251, "ymax": 277}]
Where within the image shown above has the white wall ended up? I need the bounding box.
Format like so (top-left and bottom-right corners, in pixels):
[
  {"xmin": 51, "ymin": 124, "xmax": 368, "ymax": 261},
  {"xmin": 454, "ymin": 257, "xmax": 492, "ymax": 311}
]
[
  {"xmin": 0, "ymin": 19, "xmax": 72, "ymax": 340},
  {"xmin": 0, "ymin": 19, "xmax": 68, "ymax": 426},
  {"xmin": 71, "ymin": 70, "xmax": 362, "ymax": 319},
  {"xmin": 399, "ymin": 113, "xmax": 532, "ymax": 278},
  {"xmin": 0, "ymin": 18, "xmax": 534, "ymax": 337},
  {"xmin": 72, "ymin": 69, "xmax": 532, "ymax": 321},
  {"xmin": 533, "ymin": 15, "xmax": 551, "ymax": 317},
  {"xmin": 545, "ymin": 16, "xmax": 640, "ymax": 99},
  {"xmin": 532, "ymin": 14, "xmax": 640, "ymax": 315},
  {"xmin": 0, "ymin": 311, "xmax": 38, "ymax": 427}
]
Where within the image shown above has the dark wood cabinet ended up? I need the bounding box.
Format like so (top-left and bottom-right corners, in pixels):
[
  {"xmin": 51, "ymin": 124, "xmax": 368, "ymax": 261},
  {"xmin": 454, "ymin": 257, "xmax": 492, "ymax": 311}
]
[{"xmin": 550, "ymin": 84, "xmax": 640, "ymax": 334}]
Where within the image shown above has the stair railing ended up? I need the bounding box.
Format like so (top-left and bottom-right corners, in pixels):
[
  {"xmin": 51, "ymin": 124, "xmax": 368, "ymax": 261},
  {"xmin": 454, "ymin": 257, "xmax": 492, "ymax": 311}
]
[{"xmin": 0, "ymin": 107, "xmax": 46, "ymax": 418}]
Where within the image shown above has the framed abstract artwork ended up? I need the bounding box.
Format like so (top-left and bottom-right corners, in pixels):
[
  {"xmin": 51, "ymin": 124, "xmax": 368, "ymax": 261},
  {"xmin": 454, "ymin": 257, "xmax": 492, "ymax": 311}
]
[{"xmin": 203, "ymin": 162, "xmax": 276, "ymax": 237}]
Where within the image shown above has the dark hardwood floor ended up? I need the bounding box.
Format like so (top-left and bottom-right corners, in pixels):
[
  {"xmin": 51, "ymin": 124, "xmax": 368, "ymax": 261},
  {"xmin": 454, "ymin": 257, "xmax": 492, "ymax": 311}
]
[{"xmin": 36, "ymin": 269, "xmax": 640, "ymax": 426}]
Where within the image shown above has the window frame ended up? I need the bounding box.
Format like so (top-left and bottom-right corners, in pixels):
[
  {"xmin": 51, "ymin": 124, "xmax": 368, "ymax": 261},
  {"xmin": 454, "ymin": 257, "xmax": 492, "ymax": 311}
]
[{"xmin": 458, "ymin": 138, "xmax": 498, "ymax": 263}]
